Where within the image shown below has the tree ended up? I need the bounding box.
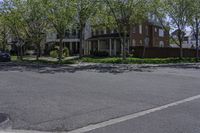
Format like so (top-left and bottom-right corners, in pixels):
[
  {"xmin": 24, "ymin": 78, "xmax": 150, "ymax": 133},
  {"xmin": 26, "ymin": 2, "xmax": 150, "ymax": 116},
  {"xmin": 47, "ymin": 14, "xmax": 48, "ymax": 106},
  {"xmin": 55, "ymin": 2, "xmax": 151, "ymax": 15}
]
[
  {"xmin": 156, "ymin": 0, "xmax": 192, "ymax": 59},
  {"xmin": 19, "ymin": 0, "xmax": 47, "ymax": 61},
  {"xmin": 101, "ymin": 0, "xmax": 150, "ymax": 59},
  {"xmin": 0, "ymin": 0, "xmax": 28, "ymax": 60},
  {"xmin": 44, "ymin": 0, "xmax": 75, "ymax": 63},
  {"xmin": 188, "ymin": 0, "xmax": 200, "ymax": 62},
  {"xmin": 0, "ymin": 14, "xmax": 8, "ymax": 51},
  {"xmin": 74, "ymin": 0, "xmax": 99, "ymax": 57}
]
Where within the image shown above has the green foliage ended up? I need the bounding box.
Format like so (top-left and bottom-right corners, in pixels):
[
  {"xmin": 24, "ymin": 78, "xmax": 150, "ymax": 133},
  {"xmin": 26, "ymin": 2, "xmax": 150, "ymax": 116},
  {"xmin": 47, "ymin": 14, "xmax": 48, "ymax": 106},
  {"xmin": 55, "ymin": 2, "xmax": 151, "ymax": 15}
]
[
  {"xmin": 63, "ymin": 47, "xmax": 70, "ymax": 57},
  {"xmin": 94, "ymin": 0, "xmax": 152, "ymax": 59},
  {"xmin": 43, "ymin": 0, "xmax": 75, "ymax": 62},
  {"xmin": 80, "ymin": 57, "xmax": 199, "ymax": 64},
  {"xmin": 50, "ymin": 50, "xmax": 58, "ymax": 58}
]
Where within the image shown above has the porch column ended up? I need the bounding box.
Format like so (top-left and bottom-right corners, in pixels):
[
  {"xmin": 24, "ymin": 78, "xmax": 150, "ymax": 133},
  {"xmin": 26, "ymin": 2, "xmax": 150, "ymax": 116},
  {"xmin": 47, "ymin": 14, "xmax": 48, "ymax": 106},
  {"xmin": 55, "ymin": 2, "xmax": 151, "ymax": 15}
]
[
  {"xmin": 109, "ymin": 39, "xmax": 112, "ymax": 56},
  {"xmin": 75, "ymin": 42, "xmax": 78, "ymax": 53},
  {"xmin": 89, "ymin": 41, "xmax": 91, "ymax": 55},
  {"xmin": 84, "ymin": 41, "xmax": 87, "ymax": 55},
  {"xmin": 69, "ymin": 42, "xmax": 72, "ymax": 51},
  {"xmin": 114, "ymin": 39, "xmax": 117, "ymax": 56},
  {"xmin": 97, "ymin": 40, "xmax": 100, "ymax": 51}
]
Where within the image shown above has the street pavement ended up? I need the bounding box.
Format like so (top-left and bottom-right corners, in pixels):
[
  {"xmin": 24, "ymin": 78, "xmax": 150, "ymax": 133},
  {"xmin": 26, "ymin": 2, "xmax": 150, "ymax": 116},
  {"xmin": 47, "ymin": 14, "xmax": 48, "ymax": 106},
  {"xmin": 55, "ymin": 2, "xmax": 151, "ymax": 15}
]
[{"xmin": 0, "ymin": 63, "xmax": 200, "ymax": 133}]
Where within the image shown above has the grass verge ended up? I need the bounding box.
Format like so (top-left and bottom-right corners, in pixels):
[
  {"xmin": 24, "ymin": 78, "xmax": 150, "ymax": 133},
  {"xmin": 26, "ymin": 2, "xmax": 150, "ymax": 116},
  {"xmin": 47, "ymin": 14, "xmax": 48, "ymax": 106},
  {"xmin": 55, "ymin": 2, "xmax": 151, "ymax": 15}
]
[{"xmin": 79, "ymin": 57, "xmax": 200, "ymax": 64}]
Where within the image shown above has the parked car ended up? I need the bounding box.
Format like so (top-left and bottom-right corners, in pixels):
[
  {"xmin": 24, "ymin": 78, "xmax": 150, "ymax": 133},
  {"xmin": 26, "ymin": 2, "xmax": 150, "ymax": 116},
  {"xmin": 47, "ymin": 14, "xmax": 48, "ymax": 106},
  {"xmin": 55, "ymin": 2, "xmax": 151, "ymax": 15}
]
[{"xmin": 0, "ymin": 51, "xmax": 11, "ymax": 62}]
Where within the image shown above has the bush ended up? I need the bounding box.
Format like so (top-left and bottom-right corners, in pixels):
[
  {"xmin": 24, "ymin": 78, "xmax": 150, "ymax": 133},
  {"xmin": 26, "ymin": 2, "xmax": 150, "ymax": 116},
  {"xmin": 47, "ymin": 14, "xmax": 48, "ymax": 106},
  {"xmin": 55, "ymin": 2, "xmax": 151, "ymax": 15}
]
[
  {"xmin": 63, "ymin": 47, "xmax": 70, "ymax": 57},
  {"xmin": 91, "ymin": 51, "xmax": 109, "ymax": 57},
  {"xmin": 50, "ymin": 50, "xmax": 58, "ymax": 58}
]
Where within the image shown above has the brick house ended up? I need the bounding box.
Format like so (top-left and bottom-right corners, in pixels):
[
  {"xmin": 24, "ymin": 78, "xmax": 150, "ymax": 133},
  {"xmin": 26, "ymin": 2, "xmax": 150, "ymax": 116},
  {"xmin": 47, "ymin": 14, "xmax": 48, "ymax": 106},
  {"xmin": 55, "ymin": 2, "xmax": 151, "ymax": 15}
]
[{"xmin": 84, "ymin": 18, "xmax": 169, "ymax": 56}]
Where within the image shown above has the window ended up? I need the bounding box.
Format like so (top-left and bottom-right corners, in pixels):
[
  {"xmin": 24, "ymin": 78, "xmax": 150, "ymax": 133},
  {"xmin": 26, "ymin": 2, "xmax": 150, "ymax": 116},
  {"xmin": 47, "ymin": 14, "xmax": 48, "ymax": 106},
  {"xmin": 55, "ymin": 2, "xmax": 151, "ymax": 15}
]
[
  {"xmin": 132, "ymin": 39, "xmax": 136, "ymax": 46},
  {"xmin": 72, "ymin": 29, "xmax": 76, "ymax": 36},
  {"xmin": 113, "ymin": 29, "xmax": 118, "ymax": 33},
  {"xmin": 133, "ymin": 27, "xmax": 136, "ymax": 33},
  {"xmin": 148, "ymin": 13, "xmax": 151, "ymax": 20},
  {"xmin": 104, "ymin": 29, "xmax": 107, "ymax": 34},
  {"xmin": 155, "ymin": 28, "xmax": 157, "ymax": 32},
  {"xmin": 140, "ymin": 40, "xmax": 142, "ymax": 45},
  {"xmin": 145, "ymin": 26, "xmax": 149, "ymax": 35},
  {"xmin": 106, "ymin": 28, "xmax": 111, "ymax": 34},
  {"xmin": 92, "ymin": 30, "xmax": 95, "ymax": 36},
  {"xmin": 159, "ymin": 29, "xmax": 164, "ymax": 37},
  {"xmin": 96, "ymin": 30, "xmax": 99, "ymax": 36},
  {"xmin": 100, "ymin": 30, "xmax": 104, "ymax": 35},
  {"xmin": 65, "ymin": 30, "xmax": 70, "ymax": 38},
  {"xmin": 159, "ymin": 41, "xmax": 164, "ymax": 47},
  {"xmin": 139, "ymin": 25, "xmax": 142, "ymax": 34}
]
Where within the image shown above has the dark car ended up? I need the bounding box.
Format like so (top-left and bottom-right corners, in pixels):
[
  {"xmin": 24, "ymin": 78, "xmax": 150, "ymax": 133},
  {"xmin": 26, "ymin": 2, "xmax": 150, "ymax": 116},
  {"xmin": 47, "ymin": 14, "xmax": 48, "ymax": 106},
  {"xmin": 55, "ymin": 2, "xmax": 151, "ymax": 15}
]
[{"xmin": 0, "ymin": 51, "xmax": 11, "ymax": 62}]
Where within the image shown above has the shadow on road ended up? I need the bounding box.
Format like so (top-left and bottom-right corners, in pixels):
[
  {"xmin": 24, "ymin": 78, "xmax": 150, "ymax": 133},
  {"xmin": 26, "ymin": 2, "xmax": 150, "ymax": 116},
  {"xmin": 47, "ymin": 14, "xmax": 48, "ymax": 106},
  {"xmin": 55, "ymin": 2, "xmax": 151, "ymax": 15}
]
[
  {"xmin": 140, "ymin": 63, "xmax": 200, "ymax": 70},
  {"xmin": 0, "ymin": 62, "xmax": 154, "ymax": 74}
]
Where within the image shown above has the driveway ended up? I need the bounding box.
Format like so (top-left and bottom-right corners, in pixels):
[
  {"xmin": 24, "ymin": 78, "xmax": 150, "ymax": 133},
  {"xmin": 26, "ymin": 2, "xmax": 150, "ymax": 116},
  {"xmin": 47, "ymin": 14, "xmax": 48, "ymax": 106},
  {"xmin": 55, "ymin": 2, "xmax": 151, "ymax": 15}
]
[{"xmin": 0, "ymin": 63, "xmax": 200, "ymax": 132}]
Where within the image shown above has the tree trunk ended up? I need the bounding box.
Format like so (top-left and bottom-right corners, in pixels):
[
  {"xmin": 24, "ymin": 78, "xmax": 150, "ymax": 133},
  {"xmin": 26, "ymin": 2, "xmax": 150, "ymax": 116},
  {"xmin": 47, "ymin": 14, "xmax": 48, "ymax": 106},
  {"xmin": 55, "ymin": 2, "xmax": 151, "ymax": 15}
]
[
  {"xmin": 195, "ymin": 19, "xmax": 199, "ymax": 62},
  {"xmin": 36, "ymin": 44, "xmax": 41, "ymax": 61},
  {"xmin": 142, "ymin": 45, "xmax": 146, "ymax": 59},
  {"xmin": 129, "ymin": 25, "xmax": 133, "ymax": 56},
  {"xmin": 196, "ymin": 37, "xmax": 199, "ymax": 62},
  {"xmin": 179, "ymin": 42, "xmax": 183, "ymax": 60},
  {"xmin": 2, "ymin": 41, "xmax": 6, "ymax": 52},
  {"xmin": 178, "ymin": 32, "xmax": 183, "ymax": 60},
  {"xmin": 79, "ymin": 28, "xmax": 84, "ymax": 58},
  {"xmin": 17, "ymin": 46, "xmax": 20, "ymax": 60},
  {"xmin": 20, "ymin": 45, "xmax": 23, "ymax": 61},
  {"xmin": 122, "ymin": 33, "xmax": 126, "ymax": 60},
  {"xmin": 58, "ymin": 37, "xmax": 63, "ymax": 63}
]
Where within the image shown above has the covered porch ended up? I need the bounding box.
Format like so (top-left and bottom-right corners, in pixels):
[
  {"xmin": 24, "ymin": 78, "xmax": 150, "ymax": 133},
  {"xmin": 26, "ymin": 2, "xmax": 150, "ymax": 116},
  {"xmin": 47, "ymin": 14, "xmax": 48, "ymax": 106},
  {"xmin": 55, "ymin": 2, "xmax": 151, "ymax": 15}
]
[
  {"xmin": 45, "ymin": 41, "xmax": 80, "ymax": 56},
  {"xmin": 85, "ymin": 37, "xmax": 129, "ymax": 56}
]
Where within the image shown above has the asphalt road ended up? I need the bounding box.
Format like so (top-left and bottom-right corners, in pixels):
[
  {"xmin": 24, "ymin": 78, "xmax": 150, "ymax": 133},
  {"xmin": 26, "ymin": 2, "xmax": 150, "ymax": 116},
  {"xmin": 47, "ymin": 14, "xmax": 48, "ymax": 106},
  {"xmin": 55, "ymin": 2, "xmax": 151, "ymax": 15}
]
[{"xmin": 0, "ymin": 63, "xmax": 200, "ymax": 133}]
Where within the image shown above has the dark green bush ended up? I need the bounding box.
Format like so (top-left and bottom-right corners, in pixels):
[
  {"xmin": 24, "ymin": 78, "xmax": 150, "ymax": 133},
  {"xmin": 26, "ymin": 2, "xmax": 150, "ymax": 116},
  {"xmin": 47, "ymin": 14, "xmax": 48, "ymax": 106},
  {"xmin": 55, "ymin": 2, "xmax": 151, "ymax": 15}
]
[
  {"xmin": 63, "ymin": 47, "xmax": 70, "ymax": 57},
  {"xmin": 50, "ymin": 50, "xmax": 58, "ymax": 58}
]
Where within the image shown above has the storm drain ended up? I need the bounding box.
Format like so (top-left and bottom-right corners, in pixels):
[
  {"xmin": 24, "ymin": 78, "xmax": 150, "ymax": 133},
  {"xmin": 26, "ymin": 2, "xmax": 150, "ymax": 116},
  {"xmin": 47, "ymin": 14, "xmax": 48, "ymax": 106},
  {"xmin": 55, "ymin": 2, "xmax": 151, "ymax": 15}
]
[{"xmin": 0, "ymin": 113, "xmax": 11, "ymax": 129}]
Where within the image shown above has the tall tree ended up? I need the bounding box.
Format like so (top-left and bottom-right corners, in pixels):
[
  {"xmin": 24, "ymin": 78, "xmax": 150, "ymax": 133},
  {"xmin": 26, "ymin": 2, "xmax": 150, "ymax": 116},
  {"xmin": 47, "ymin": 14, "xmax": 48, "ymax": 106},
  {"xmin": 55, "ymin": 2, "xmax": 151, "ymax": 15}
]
[
  {"xmin": 157, "ymin": 0, "xmax": 192, "ymax": 59},
  {"xmin": 2, "ymin": 0, "xmax": 48, "ymax": 61},
  {"xmin": 101, "ymin": 0, "xmax": 150, "ymax": 59},
  {"xmin": 0, "ymin": 0, "xmax": 28, "ymax": 60},
  {"xmin": 0, "ymin": 14, "xmax": 8, "ymax": 51},
  {"xmin": 44, "ymin": 0, "xmax": 75, "ymax": 63},
  {"xmin": 188, "ymin": 0, "xmax": 200, "ymax": 62},
  {"xmin": 74, "ymin": 0, "xmax": 99, "ymax": 57},
  {"xmin": 19, "ymin": 0, "xmax": 47, "ymax": 61}
]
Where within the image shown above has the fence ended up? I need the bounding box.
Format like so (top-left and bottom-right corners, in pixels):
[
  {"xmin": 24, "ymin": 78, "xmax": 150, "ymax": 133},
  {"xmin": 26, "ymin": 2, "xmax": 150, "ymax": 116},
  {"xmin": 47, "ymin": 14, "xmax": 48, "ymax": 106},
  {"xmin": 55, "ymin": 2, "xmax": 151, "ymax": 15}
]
[{"xmin": 130, "ymin": 46, "xmax": 199, "ymax": 58}]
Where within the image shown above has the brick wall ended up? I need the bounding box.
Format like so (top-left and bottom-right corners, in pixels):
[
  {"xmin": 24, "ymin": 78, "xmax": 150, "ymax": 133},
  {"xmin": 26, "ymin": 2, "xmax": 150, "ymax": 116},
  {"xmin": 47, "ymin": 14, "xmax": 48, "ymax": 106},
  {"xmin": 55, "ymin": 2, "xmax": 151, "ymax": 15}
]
[{"xmin": 130, "ymin": 22, "xmax": 169, "ymax": 48}]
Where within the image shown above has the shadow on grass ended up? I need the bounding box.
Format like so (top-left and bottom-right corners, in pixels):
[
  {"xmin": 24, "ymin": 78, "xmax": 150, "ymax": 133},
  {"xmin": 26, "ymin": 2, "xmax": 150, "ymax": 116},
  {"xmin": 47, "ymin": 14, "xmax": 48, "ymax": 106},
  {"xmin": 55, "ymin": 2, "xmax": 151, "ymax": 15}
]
[
  {"xmin": 0, "ymin": 57, "xmax": 200, "ymax": 74},
  {"xmin": 0, "ymin": 62, "xmax": 154, "ymax": 74}
]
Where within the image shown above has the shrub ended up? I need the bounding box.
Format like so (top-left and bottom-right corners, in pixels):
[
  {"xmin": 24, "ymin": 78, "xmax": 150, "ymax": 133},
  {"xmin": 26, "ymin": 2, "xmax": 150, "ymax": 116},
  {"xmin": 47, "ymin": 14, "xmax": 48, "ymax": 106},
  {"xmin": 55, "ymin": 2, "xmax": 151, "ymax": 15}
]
[
  {"xmin": 63, "ymin": 47, "xmax": 70, "ymax": 57},
  {"xmin": 50, "ymin": 50, "xmax": 58, "ymax": 58},
  {"xmin": 91, "ymin": 51, "xmax": 109, "ymax": 57}
]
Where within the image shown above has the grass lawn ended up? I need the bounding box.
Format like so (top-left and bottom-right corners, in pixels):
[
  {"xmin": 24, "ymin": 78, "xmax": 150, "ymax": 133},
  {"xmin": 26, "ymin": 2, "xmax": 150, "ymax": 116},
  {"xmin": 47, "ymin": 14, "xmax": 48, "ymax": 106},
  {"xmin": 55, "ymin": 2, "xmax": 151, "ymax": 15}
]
[{"xmin": 79, "ymin": 57, "xmax": 200, "ymax": 64}]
